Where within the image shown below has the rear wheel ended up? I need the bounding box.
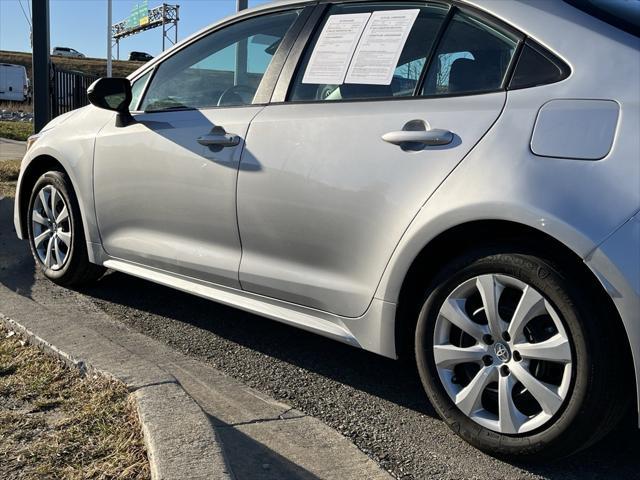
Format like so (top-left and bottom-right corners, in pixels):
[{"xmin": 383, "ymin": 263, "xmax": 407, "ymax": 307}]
[
  {"xmin": 415, "ymin": 249, "xmax": 629, "ymax": 459},
  {"xmin": 27, "ymin": 171, "xmax": 105, "ymax": 286}
]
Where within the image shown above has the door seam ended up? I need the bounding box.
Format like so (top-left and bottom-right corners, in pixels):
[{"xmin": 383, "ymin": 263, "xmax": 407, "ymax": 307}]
[{"xmin": 235, "ymin": 105, "xmax": 267, "ymax": 288}]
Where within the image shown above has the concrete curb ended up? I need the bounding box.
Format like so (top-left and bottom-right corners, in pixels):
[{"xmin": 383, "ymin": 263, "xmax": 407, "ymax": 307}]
[
  {"xmin": 0, "ymin": 314, "xmax": 90, "ymax": 375},
  {"xmin": 0, "ymin": 137, "xmax": 27, "ymax": 145},
  {"xmin": 0, "ymin": 309, "xmax": 233, "ymax": 480}
]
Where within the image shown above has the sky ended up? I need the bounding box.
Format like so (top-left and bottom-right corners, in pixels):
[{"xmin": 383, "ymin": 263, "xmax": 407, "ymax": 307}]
[{"xmin": 0, "ymin": 0, "xmax": 271, "ymax": 59}]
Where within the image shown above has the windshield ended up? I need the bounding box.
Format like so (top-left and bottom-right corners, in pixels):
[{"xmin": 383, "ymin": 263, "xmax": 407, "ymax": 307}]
[{"xmin": 564, "ymin": 0, "xmax": 640, "ymax": 37}]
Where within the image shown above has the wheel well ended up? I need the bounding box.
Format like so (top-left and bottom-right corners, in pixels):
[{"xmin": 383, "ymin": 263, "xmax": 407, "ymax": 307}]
[
  {"xmin": 394, "ymin": 220, "xmax": 635, "ymax": 400},
  {"xmin": 18, "ymin": 155, "xmax": 67, "ymax": 235}
]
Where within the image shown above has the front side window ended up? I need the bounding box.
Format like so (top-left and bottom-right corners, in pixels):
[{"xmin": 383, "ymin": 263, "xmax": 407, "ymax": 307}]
[
  {"xmin": 288, "ymin": 3, "xmax": 449, "ymax": 102},
  {"xmin": 421, "ymin": 12, "xmax": 519, "ymax": 96},
  {"xmin": 129, "ymin": 70, "xmax": 151, "ymax": 111},
  {"xmin": 141, "ymin": 10, "xmax": 300, "ymax": 112}
]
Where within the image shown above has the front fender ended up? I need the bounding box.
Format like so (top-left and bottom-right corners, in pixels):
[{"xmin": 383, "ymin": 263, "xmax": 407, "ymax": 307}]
[{"xmin": 14, "ymin": 106, "xmax": 114, "ymax": 248}]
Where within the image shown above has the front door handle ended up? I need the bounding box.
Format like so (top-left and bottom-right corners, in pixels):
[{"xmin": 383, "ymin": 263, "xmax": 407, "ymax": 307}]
[
  {"xmin": 197, "ymin": 133, "xmax": 240, "ymax": 147},
  {"xmin": 198, "ymin": 125, "xmax": 240, "ymax": 148},
  {"xmin": 382, "ymin": 128, "xmax": 453, "ymax": 147}
]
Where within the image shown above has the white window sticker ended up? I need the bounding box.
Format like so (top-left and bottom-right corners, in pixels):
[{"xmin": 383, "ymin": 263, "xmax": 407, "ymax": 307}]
[
  {"xmin": 345, "ymin": 9, "xmax": 420, "ymax": 85},
  {"xmin": 302, "ymin": 13, "xmax": 371, "ymax": 85}
]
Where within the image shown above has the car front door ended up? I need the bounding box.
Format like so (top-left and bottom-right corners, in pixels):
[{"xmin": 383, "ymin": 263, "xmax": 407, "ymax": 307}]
[
  {"xmin": 93, "ymin": 8, "xmax": 304, "ymax": 287},
  {"xmin": 236, "ymin": 2, "xmax": 522, "ymax": 316}
]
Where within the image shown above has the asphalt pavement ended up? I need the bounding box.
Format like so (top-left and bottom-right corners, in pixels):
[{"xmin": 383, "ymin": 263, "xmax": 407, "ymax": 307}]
[{"xmin": 1, "ymin": 196, "xmax": 638, "ymax": 480}]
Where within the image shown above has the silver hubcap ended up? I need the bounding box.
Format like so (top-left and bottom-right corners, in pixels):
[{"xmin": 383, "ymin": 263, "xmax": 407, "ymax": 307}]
[
  {"xmin": 434, "ymin": 274, "xmax": 573, "ymax": 434},
  {"xmin": 31, "ymin": 185, "xmax": 72, "ymax": 270}
]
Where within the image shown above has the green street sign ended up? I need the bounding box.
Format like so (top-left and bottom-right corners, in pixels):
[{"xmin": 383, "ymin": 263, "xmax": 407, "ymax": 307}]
[{"xmin": 127, "ymin": 0, "xmax": 149, "ymax": 29}]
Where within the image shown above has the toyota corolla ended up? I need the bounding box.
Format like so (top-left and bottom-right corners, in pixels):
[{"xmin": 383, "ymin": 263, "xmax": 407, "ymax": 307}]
[{"xmin": 14, "ymin": 0, "xmax": 639, "ymax": 459}]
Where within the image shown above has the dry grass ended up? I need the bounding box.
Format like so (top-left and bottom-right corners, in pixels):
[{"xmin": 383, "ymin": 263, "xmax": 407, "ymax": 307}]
[
  {"xmin": 0, "ymin": 50, "xmax": 144, "ymax": 80},
  {"xmin": 0, "ymin": 159, "xmax": 21, "ymax": 197},
  {"xmin": 0, "ymin": 101, "xmax": 32, "ymax": 113},
  {"xmin": 0, "ymin": 182, "xmax": 16, "ymax": 197},
  {"xmin": 0, "ymin": 327, "xmax": 150, "ymax": 479},
  {"xmin": 0, "ymin": 159, "xmax": 21, "ymax": 182},
  {"xmin": 0, "ymin": 121, "xmax": 33, "ymax": 141}
]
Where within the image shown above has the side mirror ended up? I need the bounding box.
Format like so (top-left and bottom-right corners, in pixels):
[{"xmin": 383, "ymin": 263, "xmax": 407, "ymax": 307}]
[{"xmin": 87, "ymin": 77, "xmax": 134, "ymax": 126}]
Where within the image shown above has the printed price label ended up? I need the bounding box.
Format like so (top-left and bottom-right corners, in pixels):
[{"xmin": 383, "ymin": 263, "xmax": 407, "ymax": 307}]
[{"xmin": 302, "ymin": 13, "xmax": 371, "ymax": 85}]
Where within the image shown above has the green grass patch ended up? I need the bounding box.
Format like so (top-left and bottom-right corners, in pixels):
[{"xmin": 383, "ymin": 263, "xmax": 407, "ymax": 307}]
[
  {"xmin": 0, "ymin": 327, "xmax": 150, "ymax": 479},
  {"xmin": 0, "ymin": 121, "xmax": 32, "ymax": 141}
]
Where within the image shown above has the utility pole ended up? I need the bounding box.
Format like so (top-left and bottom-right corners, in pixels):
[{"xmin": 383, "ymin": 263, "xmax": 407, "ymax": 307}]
[
  {"xmin": 236, "ymin": 0, "xmax": 247, "ymax": 11},
  {"xmin": 32, "ymin": 0, "xmax": 50, "ymax": 133},
  {"xmin": 161, "ymin": 3, "xmax": 166, "ymax": 51},
  {"xmin": 107, "ymin": 0, "xmax": 113, "ymax": 77}
]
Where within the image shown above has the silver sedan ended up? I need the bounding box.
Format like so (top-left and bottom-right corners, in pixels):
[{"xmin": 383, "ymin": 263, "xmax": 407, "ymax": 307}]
[{"xmin": 14, "ymin": 0, "xmax": 639, "ymax": 460}]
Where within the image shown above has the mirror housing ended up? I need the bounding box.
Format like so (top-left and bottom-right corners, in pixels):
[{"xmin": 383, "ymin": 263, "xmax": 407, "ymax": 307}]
[{"xmin": 87, "ymin": 77, "xmax": 134, "ymax": 126}]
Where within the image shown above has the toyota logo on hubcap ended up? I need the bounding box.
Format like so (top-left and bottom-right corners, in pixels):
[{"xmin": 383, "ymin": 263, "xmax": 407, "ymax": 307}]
[{"xmin": 494, "ymin": 342, "xmax": 511, "ymax": 363}]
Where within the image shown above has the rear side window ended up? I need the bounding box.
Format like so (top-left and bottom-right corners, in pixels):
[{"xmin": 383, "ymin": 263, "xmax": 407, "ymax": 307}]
[
  {"xmin": 421, "ymin": 11, "xmax": 519, "ymax": 96},
  {"xmin": 509, "ymin": 40, "xmax": 570, "ymax": 90},
  {"xmin": 288, "ymin": 2, "xmax": 449, "ymax": 102}
]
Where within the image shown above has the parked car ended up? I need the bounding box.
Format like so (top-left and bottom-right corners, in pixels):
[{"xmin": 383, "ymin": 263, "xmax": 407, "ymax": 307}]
[
  {"xmin": 0, "ymin": 63, "xmax": 29, "ymax": 102},
  {"xmin": 14, "ymin": 0, "xmax": 639, "ymax": 460},
  {"xmin": 128, "ymin": 51, "xmax": 153, "ymax": 62},
  {"xmin": 52, "ymin": 47, "xmax": 85, "ymax": 58}
]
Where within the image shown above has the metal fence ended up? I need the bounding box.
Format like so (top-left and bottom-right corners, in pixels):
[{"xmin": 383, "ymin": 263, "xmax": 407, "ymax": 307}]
[{"xmin": 51, "ymin": 66, "xmax": 99, "ymax": 117}]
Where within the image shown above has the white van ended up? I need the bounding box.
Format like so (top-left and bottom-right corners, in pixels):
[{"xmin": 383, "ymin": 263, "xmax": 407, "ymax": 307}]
[
  {"xmin": 52, "ymin": 47, "xmax": 85, "ymax": 58},
  {"xmin": 0, "ymin": 63, "xmax": 28, "ymax": 102}
]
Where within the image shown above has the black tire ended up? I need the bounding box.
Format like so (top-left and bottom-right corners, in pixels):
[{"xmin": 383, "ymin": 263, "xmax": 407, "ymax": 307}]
[
  {"xmin": 27, "ymin": 171, "xmax": 105, "ymax": 286},
  {"xmin": 415, "ymin": 248, "xmax": 629, "ymax": 460}
]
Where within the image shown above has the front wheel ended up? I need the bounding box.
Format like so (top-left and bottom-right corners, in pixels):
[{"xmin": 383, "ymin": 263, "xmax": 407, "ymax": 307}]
[
  {"xmin": 415, "ymin": 250, "xmax": 628, "ymax": 459},
  {"xmin": 27, "ymin": 171, "xmax": 105, "ymax": 286}
]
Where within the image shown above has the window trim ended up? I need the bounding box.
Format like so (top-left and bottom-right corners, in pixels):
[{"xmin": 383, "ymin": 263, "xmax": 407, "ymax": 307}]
[
  {"xmin": 273, "ymin": 0, "xmax": 529, "ymax": 105},
  {"xmin": 129, "ymin": 4, "xmax": 314, "ymax": 114}
]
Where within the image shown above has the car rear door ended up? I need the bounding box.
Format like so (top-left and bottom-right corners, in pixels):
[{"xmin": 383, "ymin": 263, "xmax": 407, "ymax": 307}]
[
  {"xmin": 236, "ymin": 2, "xmax": 523, "ymax": 317},
  {"xmin": 93, "ymin": 7, "xmax": 308, "ymax": 287}
]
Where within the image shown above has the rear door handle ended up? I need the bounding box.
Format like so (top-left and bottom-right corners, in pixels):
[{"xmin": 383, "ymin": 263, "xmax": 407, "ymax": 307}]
[
  {"xmin": 197, "ymin": 133, "xmax": 240, "ymax": 147},
  {"xmin": 382, "ymin": 128, "xmax": 453, "ymax": 147}
]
